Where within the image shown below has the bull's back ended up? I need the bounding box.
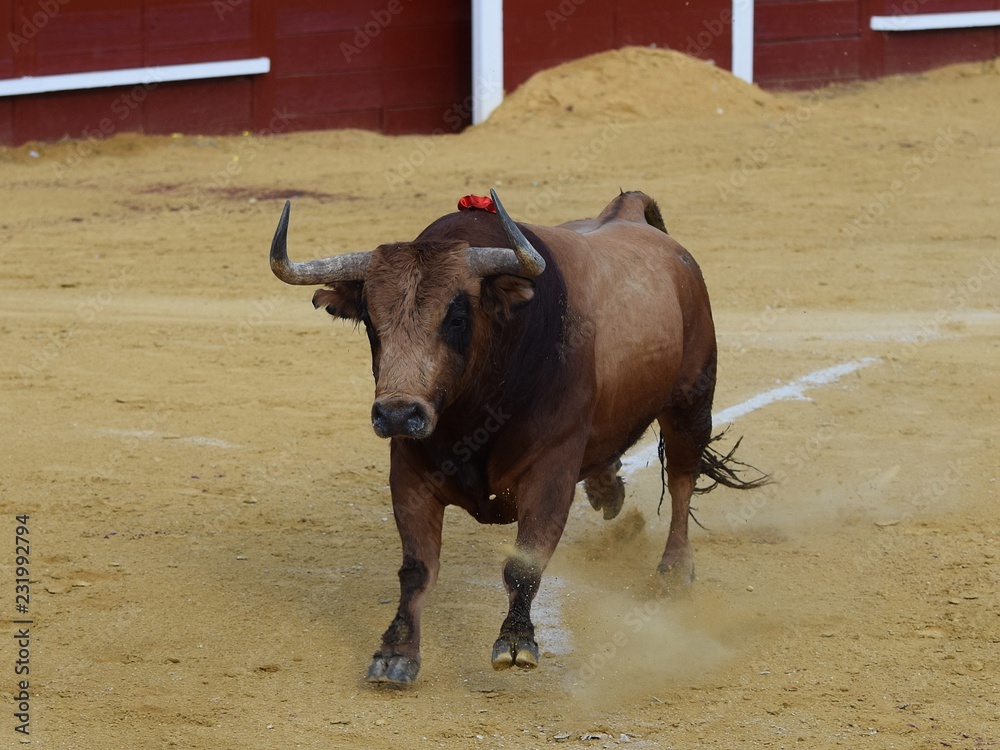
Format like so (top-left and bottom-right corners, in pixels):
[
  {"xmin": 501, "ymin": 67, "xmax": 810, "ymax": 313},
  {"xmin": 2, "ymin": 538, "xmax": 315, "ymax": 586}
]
[{"xmin": 531, "ymin": 221, "xmax": 715, "ymax": 466}]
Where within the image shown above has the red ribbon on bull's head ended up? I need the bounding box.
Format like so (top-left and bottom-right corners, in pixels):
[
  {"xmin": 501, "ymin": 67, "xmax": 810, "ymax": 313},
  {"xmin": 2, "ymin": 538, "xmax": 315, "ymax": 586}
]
[{"xmin": 457, "ymin": 194, "xmax": 496, "ymax": 213}]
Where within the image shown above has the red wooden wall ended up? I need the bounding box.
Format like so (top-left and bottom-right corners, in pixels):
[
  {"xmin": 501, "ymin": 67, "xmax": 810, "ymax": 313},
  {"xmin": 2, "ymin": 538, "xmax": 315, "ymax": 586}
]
[
  {"xmin": 756, "ymin": 0, "xmax": 862, "ymax": 88},
  {"xmin": 254, "ymin": 0, "xmax": 471, "ymax": 135},
  {"xmin": 0, "ymin": 6, "xmax": 12, "ymax": 145},
  {"xmin": 755, "ymin": 0, "xmax": 1000, "ymax": 89},
  {"xmin": 863, "ymin": 0, "xmax": 1000, "ymax": 78},
  {"xmin": 1, "ymin": 0, "xmax": 999, "ymax": 145},
  {"xmin": 504, "ymin": 0, "xmax": 732, "ymax": 91},
  {"xmin": 2, "ymin": 0, "xmax": 257, "ymax": 144}
]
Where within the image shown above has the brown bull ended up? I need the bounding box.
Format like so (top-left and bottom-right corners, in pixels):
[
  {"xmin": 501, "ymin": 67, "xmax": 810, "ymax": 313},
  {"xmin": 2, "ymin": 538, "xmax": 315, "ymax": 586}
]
[{"xmin": 269, "ymin": 189, "xmax": 764, "ymax": 684}]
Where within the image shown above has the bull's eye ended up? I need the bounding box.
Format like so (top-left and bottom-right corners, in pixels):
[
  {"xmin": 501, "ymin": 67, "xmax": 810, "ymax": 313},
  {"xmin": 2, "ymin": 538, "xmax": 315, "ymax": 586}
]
[
  {"xmin": 360, "ymin": 303, "xmax": 380, "ymax": 352},
  {"xmin": 441, "ymin": 293, "xmax": 471, "ymax": 353}
]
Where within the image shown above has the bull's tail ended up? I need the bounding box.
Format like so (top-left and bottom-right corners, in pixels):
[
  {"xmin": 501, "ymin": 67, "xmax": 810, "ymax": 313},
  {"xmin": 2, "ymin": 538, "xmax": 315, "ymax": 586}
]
[
  {"xmin": 654, "ymin": 429, "xmax": 769, "ymax": 520},
  {"xmin": 694, "ymin": 431, "xmax": 770, "ymax": 495}
]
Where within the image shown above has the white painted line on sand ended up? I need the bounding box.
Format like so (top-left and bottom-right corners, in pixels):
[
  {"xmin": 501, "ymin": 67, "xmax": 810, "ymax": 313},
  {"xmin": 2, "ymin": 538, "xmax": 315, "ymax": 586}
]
[
  {"xmin": 102, "ymin": 428, "xmax": 242, "ymax": 449},
  {"xmin": 620, "ymin": 357, "xmax": 879, "ymax": 478}
]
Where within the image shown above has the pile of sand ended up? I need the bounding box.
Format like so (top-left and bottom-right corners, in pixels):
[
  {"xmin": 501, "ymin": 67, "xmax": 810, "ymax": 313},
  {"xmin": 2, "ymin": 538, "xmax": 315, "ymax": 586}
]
[
  {"xmin": 486, "ymin": 46, "xmax": 772, "ymax": 128},
  {"xmin": 921, "ymin": 55, "xmax": 999, "ymax": 81}
]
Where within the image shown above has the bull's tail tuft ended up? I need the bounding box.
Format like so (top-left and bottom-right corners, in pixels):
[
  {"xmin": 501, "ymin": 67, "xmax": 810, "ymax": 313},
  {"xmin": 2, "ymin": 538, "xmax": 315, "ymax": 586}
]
[
  {"xmin": 654, "ymin": 430, "xmax": 769, "ymax": 517},
  {"xmin": 643, "ymin": 199, "xmax": 669, "ymax": 235},
  {"xmin": 694, "ymin": 431, "xmax": 770, "ymax": 495}
]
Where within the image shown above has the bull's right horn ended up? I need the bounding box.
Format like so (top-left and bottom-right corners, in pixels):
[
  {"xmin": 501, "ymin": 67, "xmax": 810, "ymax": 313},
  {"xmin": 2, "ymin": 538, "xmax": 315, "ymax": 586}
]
[{"xmin": 269, "ymin": 200, "xmax": 371, "ymax": 285}]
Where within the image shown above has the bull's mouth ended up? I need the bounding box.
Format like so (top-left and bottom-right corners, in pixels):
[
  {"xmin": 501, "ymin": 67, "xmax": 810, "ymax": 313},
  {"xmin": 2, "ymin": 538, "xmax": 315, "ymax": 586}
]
[{"xmin": 371, "ymin": 398, "xmax": 436, "ymax": 439}]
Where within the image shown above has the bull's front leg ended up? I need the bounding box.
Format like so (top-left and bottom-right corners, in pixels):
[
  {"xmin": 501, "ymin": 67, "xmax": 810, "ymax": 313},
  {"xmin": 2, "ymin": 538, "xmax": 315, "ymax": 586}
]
[
  {"xmin": 491, "ymin": 468, "xmax": 577, "ymax": 671},
  {"xmin": 366, "ymin": 450, "xmax": 444, "ymax": 685}
]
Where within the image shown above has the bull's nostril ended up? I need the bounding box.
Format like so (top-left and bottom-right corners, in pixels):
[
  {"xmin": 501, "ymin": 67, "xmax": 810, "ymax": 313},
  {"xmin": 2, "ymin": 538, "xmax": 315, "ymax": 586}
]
[
  {"xmin": 371, "ymin": 402, "xmax": 389, "ymax": 435},
  {"xmin": 404, "ymin": 404, "xmax": 427, "ymax": 435},
  {"xmin": 372, "ymin": 400, "xmax": 431, "ymax": 438}
]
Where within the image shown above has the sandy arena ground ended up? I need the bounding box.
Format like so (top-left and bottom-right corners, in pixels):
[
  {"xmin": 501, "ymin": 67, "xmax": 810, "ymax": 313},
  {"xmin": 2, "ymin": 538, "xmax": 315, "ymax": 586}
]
[{"xmin": 1, "ymin": 49, "xmax": 998, "ymax": 749}]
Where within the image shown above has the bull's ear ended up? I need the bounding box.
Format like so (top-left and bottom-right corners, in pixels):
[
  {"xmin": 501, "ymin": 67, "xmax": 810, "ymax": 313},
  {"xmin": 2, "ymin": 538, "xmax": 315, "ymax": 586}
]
[
  {"xmin": 312, "ymin": 281, "xmax": 364, "ymax": 321},
  {"xmin": 481, "ymin": 275, "xmax": 535, "ymax": 320}
]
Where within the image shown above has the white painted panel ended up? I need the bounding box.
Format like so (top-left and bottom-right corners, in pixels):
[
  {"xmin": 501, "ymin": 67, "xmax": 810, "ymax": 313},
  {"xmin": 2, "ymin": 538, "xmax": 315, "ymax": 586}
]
[
  {"xmin": 871, "ymin": 10, "xmax": 1000, "ymax": 31},
  {"xmin": 0, "ymin": 57, "xmax": 271, "ymax": 98}
]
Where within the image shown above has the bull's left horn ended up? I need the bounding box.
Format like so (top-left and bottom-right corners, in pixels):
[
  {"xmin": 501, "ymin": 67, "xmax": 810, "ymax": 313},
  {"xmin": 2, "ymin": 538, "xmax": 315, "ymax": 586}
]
[
  {"xmin": 466, "ymin": 191, "xmax": 546, "ymax": 278},
  {"xmin": 269, "ymin": 200, "xmax": 371, "ymax": 285},
  {"xmin": 490, "ymin": 189, "xmax": 545, "ymax": 277}
]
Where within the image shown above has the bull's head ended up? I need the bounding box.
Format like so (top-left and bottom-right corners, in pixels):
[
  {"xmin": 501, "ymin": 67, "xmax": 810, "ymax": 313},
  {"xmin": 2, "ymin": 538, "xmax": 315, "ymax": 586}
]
[{"xmin": 269, "ymin": 190, "xmax": 545, "ymax": 439}]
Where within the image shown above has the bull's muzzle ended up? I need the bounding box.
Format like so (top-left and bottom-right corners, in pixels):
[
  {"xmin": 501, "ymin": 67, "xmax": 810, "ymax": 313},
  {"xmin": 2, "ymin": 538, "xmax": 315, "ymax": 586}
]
[{"xmin": 371, "ymin": 398, "xmax": 433, "ymax": 439}]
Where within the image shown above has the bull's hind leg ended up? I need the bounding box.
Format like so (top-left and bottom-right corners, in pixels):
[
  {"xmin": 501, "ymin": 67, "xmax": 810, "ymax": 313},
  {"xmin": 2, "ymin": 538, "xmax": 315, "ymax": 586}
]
[
  {"xmin": 583, "ymin": 457, "xmax": 625, "ymax": 520},
  {"xmin": 655, "ymin": 361, "xmax": 716, "ymax": 587},
  {"xmin": 656, "ymin": 453, "xmax": 697, "ymax": 586}
]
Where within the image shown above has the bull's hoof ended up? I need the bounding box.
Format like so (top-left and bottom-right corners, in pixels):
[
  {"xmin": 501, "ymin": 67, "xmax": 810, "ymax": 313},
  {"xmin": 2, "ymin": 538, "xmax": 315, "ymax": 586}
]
[
  {"xmin": 657, "ymin": 555, "xmax": 695, "ymax": 590},
  {"xmin": 657, "ymin": 539, "xmax": 694, "ymax": 589},
  {"xmin": 600, "ymin": 476, "xmax": 625, "ymax": 520},
  {"xmin": 365, "ymin": 653, "xmax": 420, "ymax": 684},
  {"xmin": 584, "ymin": 461, "xmax": 625, "ymax": 520},
  {"xmin": 491, "ymin": 634, "xmax": 539, "ymax": 670}
]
